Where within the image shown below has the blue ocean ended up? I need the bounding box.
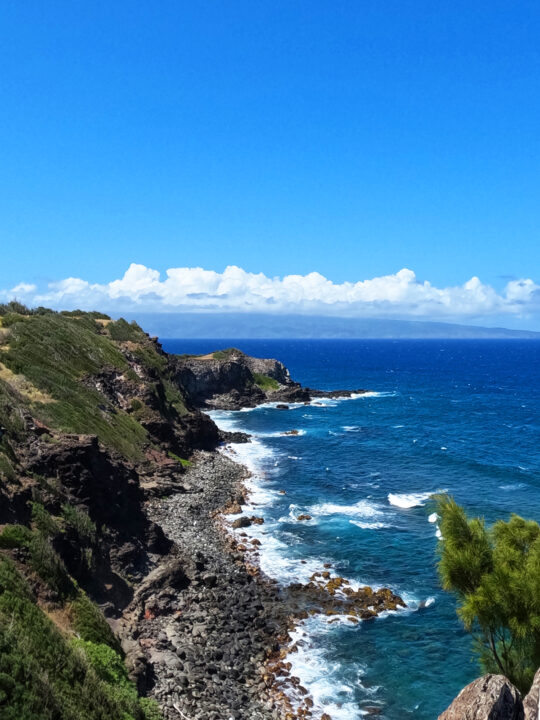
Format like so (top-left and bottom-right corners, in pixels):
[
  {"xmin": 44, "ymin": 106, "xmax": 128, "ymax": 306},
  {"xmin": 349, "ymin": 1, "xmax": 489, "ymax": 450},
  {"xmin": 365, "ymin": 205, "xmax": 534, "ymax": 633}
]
[{"xmin": 162, "ymin": 339, "xmax": 540, "ymax": 719}]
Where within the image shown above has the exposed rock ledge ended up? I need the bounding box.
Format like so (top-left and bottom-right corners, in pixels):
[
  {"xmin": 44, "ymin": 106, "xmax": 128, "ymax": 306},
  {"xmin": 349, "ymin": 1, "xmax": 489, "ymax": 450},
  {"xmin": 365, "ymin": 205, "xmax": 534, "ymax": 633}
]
[
  {"xmin": 173, "ymin": 348, "xmax": 366, "ymax": 410},
  {"xmin": 439, "ymin": 668, "xmax": 540, "ymax": 720}
]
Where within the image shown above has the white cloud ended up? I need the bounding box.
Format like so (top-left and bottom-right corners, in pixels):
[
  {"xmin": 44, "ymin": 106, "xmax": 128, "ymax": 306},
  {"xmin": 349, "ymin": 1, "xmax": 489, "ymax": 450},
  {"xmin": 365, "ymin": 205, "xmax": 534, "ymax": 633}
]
[{"xmin": 2, "ymin": 263, "xmax": 540, "ymax": 321}]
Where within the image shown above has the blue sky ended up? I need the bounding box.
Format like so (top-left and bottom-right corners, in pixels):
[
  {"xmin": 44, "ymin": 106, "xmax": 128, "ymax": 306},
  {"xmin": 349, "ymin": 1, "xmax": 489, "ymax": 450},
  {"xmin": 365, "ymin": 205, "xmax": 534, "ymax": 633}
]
[{"xmin": 1, "ymin": 2, "xmax": 540, "ymax": 326}]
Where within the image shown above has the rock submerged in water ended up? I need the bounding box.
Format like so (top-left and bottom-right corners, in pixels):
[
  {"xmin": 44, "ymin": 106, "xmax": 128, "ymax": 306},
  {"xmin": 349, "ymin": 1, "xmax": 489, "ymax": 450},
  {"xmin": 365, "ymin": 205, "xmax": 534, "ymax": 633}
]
[
  {"xmin": 297, "ymin": 514, "xmax": 312, "ymax": 521},
  {"xmin": 282, "ymin": 429, "xmax": 300, "ymax": 436}
]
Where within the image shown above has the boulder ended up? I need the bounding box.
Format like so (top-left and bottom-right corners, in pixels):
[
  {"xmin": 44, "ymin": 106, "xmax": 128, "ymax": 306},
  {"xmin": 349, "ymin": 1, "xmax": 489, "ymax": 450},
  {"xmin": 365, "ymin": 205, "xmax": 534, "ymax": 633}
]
[
  {"xmin": 438, "ymin": 674, "xmax": 524, "ymax": 720},
  {"xmin": 232, "ymin": 516, "xmax": 252, "ymax": 529},
  {"xmin": 523, "ymin": 667, "xmax": 540, "ymax": 719}
]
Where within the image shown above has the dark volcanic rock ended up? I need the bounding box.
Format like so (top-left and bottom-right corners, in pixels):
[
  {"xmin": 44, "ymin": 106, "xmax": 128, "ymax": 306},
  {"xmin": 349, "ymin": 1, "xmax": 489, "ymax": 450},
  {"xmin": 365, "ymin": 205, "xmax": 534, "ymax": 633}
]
[{"xmin": 438, "ymin": 675, "xmax": 524, "ymax": 720}]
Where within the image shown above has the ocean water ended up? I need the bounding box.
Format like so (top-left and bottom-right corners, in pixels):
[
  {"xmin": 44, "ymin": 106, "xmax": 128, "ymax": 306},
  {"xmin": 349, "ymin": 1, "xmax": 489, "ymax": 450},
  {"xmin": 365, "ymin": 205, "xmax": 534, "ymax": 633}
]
[{"xmin": 161, "ymin": 339, "xmax": 540, "ymax": 719}]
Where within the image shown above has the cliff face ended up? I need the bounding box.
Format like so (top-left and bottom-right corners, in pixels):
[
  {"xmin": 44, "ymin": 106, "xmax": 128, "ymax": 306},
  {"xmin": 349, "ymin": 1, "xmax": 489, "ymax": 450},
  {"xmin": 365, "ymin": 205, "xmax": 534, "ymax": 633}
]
[
  {"xmin": 172, "ymin": 347, "xmax": 308, "ymax": 409},
  {"xmin": 0, "ymin": 310, "xmax": 230, "ymax": 719},
  {"xmin": 0, "ymin": 309, "xmax": 373, "ymax": 720}
]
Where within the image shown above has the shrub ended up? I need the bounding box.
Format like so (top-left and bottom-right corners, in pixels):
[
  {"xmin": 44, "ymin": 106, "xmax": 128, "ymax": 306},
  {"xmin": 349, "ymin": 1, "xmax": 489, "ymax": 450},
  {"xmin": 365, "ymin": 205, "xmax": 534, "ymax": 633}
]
[
  {"xmin": 252, "ymin": 373, "xmax": 280, "ymax": 391},
  {"xmin": 30, "ymin": 502, "xmax": 61, "ymax": 537},
  {"xmin": 29, "ymin": 533, "xmax": 74, "ymax": 598},
  {"xmin": 0, "ymin": 556, "xmax": 161, "ymax": 720},
  {"xmin": 61, "ymin": 504, "xmax": 96, "ymax": 545},
  {"xmin": 0, "ymin": 524, "xmax": 32, "ymax": 549},
  {"xmin": 107, "ymin": 318, "xmax": 144, "ymax": 342},
  {"xmin": 70, "ymin": 592, "xmax": 121, "ymax": 651},
  {"xmin": 212, "ymin": 348, "xmax": 241, "ymax": 360},
  {"xmin": 168, "ymin": 452, "xmax": 192, "ymax": 468}
]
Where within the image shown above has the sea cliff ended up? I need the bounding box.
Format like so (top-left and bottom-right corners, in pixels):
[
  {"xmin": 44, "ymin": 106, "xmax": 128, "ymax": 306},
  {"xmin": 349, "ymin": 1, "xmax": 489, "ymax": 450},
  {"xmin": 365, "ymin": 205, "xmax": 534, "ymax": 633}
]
[{"xmin": 0, "ymin": 307, "xmax": 399, "ymax": 720}]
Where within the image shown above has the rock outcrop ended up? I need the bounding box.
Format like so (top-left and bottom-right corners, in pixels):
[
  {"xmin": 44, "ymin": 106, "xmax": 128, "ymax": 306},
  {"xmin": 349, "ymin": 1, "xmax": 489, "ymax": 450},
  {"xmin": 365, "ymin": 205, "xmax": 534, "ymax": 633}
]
[
  {"xmin": 438, "ymin": 675, "xmax": 524, "ymax": 720},
  {"xmin": 173, "ymin": 347, "xmax": 367, "ymax": 409},
  {"xmin": 524, "ymin": 668, "xmax": 540, "ymax": 719}
]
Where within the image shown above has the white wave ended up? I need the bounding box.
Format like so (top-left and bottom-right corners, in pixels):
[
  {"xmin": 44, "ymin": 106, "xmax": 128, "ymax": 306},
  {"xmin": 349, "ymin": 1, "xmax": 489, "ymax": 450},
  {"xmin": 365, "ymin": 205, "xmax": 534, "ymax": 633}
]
[
  {"xmin": 393, "ymin": 424, "xmax": 405, "ymax": 428},
  {"xmin": 499, "ymin": 482, "xmax": 526, "ymax": 490},
  {"xmin": 285, "ymin": 618, "xmax": 368, "ymax": 720},
  {"xmin": 287, "ymin": 455, "xmax": 302, "ymax": 460},
  {"xmin": 350, "ymin": 520, "xmax": 389, "ymax": 530},
  {"xmin": 310, "ymin": 499, "xmax": 384, "ymax": 519},
  {"xmin": 428, "ymin": 512, "xmax": 438, "ymax": 523},
  {"xmin": 343, "ymin": 425, "xmax": 361, "ymax": 432},
  {"xmin": 424, "ymin": 596, "xmax": 436, "ymax": 607},
  {"xmin": 388, "ymin": 490, "xmax": 446, "ymax": 509},
  {"xmin": 254, "ymin": 429, "xmax": 307, "ymax": 438}
]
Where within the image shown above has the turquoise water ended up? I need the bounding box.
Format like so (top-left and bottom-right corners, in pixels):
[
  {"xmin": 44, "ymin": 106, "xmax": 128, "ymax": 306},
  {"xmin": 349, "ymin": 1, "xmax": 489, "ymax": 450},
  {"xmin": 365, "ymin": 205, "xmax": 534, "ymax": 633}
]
[{"xmin": 162, "ymin": 339, "xmax": 540, "ymax": 718}]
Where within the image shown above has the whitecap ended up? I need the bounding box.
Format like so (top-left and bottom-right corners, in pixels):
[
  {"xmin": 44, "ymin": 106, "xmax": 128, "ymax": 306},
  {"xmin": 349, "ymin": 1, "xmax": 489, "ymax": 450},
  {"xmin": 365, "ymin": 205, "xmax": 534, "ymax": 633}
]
[
  {"xmin": 343, "ymin": 425, "xmax": 361, "ymax": 432},
  {"xmin": 428, "ymin": 512, "xmax": 438, "ymax": 523},
  {"xmin": 388, "ymin": 490, "xmax": 446, "ymax": 509},
  {"xmin": 350, "ymin": 520, "xmax": 389, "ymax": 530},
  {"xmin": 311, "ymin": 499, "xmax": 385, "ymax": 519}
]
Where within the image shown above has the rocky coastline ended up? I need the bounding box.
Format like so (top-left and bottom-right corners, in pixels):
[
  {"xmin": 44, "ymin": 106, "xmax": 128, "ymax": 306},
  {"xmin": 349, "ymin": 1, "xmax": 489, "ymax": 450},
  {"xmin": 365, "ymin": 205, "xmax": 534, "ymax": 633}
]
[
  {"xmin": 130, "ymin": 440, "xmax": 405, "ymax": 720},
  {"xmin": 0, "ymin": 312, "xmax": 412, "ymax": 720}
]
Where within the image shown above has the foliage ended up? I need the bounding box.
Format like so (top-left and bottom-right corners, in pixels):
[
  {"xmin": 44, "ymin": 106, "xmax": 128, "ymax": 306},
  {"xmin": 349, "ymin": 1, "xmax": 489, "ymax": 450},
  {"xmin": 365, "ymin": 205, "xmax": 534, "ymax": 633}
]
[
  {"xmin": 61, "ymin": 504, "xmax": 97, "ymax": 545},
  {"xmin": 0, "ymin": 450, "xmax": 16, "ymax": 482},
  {"xmin": 212, "ymin": 348, "xmax": 241, "ymax": 360},
  {"xmin": 0, "ymin": 301, "xmax": 30, "ymax": 316},
  {"xmin": 437, "ymin": 495, "xmax": 540, "ymax": 693},
  {"xmin": 29, "ymin": 533, "xmax": 74, "ymax": 598},
  {"xmin": 252, "ymin": 372, "xmax": 280, "ymax": 391},
  {"xmin": 107, "ymin": 318, "xmax": 144, "ymax": 342},
  {"xmin": 70, "ymin": 592, "xmax": 121, "ymax": 651},
  {"xmin": 0, "ymin": 556, "xmax": 161, "ymax": 720},
  {"xmin": 168, "ymin": 451, "xmax": 192, "ymax": 467},
  {"xmin": 0, "ymin": 524, "xmax": 32, "ymax": 549},
  {"xmin": 31, "ymin": 502, "xmax": 61, "ymax": 537},
  {"xmin": 0, "ymin": 312, "xmax": 148, "ymax": 459}
]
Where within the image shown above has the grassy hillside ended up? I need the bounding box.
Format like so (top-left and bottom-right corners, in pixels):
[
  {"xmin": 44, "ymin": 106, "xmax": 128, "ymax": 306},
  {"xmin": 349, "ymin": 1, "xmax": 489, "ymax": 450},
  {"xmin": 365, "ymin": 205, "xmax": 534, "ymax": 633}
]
[
  {"xmin": 0, "ymin": 554, "xmax": 160, "ymax": 720},
  {"xmin": 0, "ymin": 304, "xmax": 197, "ymax": 720},
  {"xmin": 0, "ymin": 305, "xmax": 187, "ymax": 464}
]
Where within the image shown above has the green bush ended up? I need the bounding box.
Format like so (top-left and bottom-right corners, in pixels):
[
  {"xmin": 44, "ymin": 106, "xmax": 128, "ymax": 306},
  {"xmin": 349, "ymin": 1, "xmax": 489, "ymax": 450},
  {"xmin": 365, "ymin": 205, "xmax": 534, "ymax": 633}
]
[
  {"xmin": 0, "ymin": 301, "xmax": 29, "ymax": 316},
  {"xmin": 212, "ymin": 348, "xmax": 241, "ymax": 360},
  {"xmin": 62, "ymin": 504, "xmax": 96, "ymax": 545},
  {"xmin": 107, "ymin": 318, "xmax": 144, "ymax": 342},
  {"xmin": 31, "ymin": 502, "xmax": 61, "ymax": 537},
  {"xmin": 0, "ymin": 524, "xmax": 32, "ymax": 549},
  {"xmin": 29, "ymin": 533, "xmax": 74, "ymax": 598},
  {"xmin": 70, "ymin": 592, "xmax": 121, "ymax": 652},
  {"xmin": 168, "ymin": 452, "xmax": 192, "ymax": 467},
  {"xmin": 252, "ymin": 373, "xmax": 280, "ymax": 391},
  {"xmin": 0, "ymin": 556, "xmax": 161, "ymax": 720}
]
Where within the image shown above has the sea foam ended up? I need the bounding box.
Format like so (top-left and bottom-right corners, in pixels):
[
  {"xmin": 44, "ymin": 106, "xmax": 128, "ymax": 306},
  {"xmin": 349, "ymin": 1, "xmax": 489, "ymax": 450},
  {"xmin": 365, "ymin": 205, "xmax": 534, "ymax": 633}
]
[{"xmin": 388, "ymin": 491, "xmax": 446, "ymax": 509}]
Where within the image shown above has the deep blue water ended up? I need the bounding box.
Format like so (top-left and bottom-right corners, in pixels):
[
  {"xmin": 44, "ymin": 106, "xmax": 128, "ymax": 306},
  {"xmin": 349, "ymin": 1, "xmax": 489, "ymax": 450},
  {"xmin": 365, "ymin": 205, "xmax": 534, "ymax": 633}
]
[{"xmin": 162, "ymin": 339, "xmax": 540, "ymax": 719}]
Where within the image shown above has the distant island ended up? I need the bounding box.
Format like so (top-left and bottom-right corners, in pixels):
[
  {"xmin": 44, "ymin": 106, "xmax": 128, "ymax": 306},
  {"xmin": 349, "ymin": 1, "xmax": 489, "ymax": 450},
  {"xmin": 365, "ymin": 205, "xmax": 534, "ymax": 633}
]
[{"xmin": 120, "ymin": 312, "xmax": 540, "ymax": 339}]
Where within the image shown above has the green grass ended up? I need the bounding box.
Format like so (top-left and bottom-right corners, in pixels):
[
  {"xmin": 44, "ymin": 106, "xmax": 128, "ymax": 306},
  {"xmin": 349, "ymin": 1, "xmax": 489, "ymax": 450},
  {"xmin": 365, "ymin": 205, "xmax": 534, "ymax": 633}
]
[
  {"xmin": 168, "ymin": 451, "xmax": 192, "ymax": 467},
  {"xmin": 0, "ymin": 313, "xmax": 149, "ymax": 460},
  {"xmin": 0, "ymin": 555, "xmax": 161, "ymax": 720},
  {"xmin": 252, "ymin": 372, "xmax": 280, "ymax": 391},
  {"xmin": 212, "ymin": 348, "xmax": 242, "ymax": 360},
  {"xmin": 106, "ymin": 318, "xmax": 145, "ymax": 343}
]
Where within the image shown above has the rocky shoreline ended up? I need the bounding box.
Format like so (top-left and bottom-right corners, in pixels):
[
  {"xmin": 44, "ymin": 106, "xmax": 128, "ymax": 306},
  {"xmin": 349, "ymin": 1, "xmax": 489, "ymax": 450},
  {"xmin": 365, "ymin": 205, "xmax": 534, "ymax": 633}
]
[
  {"xmin": 140, "ymin": 451, "xmax": 288, "ymax": 720},
  {"xmin": 127, "ymin": 435, "xmax": 405, "ymax": 720}
]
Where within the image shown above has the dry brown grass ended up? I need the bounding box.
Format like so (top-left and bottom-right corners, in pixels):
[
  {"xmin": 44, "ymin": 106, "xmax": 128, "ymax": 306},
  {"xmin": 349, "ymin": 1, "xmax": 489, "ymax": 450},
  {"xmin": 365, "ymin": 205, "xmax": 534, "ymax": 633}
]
[{"xmin": 0, "ymin": 362, "xmax": 55, "ymax": 403}]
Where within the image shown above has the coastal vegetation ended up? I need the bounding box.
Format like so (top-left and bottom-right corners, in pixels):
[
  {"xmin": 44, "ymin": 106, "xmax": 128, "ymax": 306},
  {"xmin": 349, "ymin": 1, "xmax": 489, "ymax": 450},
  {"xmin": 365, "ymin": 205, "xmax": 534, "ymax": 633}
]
[
  {"xmin": 252, "ymin": 372, "xmax": 280, "ymax": 391},
  {"xmin": 437, "ymin": 495, "xmax": 540, "ymax": 693}
]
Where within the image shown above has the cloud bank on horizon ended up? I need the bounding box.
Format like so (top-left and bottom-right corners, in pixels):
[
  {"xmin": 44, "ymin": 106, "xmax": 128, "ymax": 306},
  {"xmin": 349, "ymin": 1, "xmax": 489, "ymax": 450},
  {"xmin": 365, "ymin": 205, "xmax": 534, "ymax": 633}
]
[{"xmin": 2, "ymin": 264, "xmax": 540, "ymax": 322}]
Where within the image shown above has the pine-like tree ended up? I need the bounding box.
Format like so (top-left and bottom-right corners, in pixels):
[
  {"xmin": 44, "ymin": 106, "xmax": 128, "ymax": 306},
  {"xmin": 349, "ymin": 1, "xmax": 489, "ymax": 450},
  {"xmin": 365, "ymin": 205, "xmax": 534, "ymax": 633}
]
[{"xmin": 436, "ymin": 495, "xmax": 540, "ymax": 693}]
